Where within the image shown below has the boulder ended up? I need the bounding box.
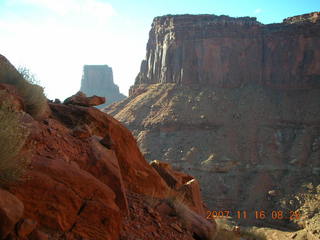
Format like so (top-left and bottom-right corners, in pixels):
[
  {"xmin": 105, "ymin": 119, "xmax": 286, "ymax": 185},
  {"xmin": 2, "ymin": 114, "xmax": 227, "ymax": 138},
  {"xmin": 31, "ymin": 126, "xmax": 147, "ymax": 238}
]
[
  {"xmin": 72, "ymin": 124, "xmax": 92, "ymax": 139},
  {"xmin": 9, "ymin": 155, "xmax": 121, "ymax": 240},
  {"xmin": 99, "ymin": 133, "xmax": 114, "ymax": 149},
  {"xmin": 0, "ymin": 189, "xmax": 24, "ymax": 239},
  {"xmin": 177, "ymin": 179, "xmax": 205, "ymax": 216},
  {"xmin": 16, "ymin": 219, "xmax": 37, "ymax": 238},
  {"xmin": 50, "ymin": 103, "xmax": 169, "ymax": 199},
  {"xmin": 63, "ymin": 91, "xmax": 105, "ymax": 107},
  {"xmin": 150, "ymin": 161, "xmax": 180, "ymax": 188},
  {"xmin": 173, "ymin": 201, "xmax": 216, "ymax": 240},
  {"xmin": 29, "ymin": 230, "xmax": 49, "ymax": 240},
  {"xmin": 7, "ymin": 100, "xmax": 124, "ymax": 239},
  {"xmin": 88, "ymin": 136, "xmax": 128, "ymax": 214},
  {"xmin": 150, "ymin": 160, "xmax": 205, "ymax": 216}
]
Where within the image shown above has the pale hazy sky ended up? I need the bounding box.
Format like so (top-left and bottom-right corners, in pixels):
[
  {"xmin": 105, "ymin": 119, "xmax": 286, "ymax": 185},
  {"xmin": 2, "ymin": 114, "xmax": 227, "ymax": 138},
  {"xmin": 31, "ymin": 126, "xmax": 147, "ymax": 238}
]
[{"xmin": 0, "ymin": 0, "xmax": 319, "ymax": 100}]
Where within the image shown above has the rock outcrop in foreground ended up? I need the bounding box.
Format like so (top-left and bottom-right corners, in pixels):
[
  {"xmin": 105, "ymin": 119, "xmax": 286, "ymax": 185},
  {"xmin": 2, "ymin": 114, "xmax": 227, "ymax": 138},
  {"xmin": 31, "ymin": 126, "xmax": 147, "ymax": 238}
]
[
  {"xmin": 0, "ymin": 55, "xmax": 217, "ymax": 240},
  {"xmin": 80, "ymin": 65, "xmax": 126, "ymax": 108},
  {"xmin": 105, "ymin": 12, "xmax": 320, "ymax": 234}
]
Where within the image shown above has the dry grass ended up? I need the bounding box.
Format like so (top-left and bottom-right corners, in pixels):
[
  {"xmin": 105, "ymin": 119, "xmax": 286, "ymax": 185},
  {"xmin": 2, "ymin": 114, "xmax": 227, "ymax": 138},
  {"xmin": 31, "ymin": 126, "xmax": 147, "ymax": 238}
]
[
  {"xmin": 214, "ymin": 218, "xmax": 267, "ymax": 240},
  {"xmin": 17, "ymin": 66, "xmax": 41, "ymax": 85},
  {"xmin": 0, "ymin": 62, "xmax": 47, "ymax": 118},
  {"xmin": 0, "ymin": 98, "xmax": 30, "ymax": 185},
  {"xmin": 20, "ymin": 82, "xmax": 47, "ymax": 118},
  {"xmin": 165, "ymin": 190, "xmax": 217, "ymax": 240}
]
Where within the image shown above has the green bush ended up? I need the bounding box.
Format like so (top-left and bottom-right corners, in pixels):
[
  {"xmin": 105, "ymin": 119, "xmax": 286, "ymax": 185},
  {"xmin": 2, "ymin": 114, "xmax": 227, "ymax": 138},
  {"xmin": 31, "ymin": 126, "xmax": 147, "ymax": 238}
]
[
  {"xmin": 0, "ymin": 97, "xmax": 30, "ymax": 185},
  {"xmin": 0, "ymin": 60, "xmax": 47, "ymax": 118}
]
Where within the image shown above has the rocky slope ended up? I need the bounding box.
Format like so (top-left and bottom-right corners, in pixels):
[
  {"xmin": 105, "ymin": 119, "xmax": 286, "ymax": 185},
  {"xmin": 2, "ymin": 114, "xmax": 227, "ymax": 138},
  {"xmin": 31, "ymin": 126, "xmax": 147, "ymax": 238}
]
[
  {"xmin": 105, "ymin": 12, "xmax": 320, "ymax": 234},
  {"xmin": 0, "ymin": 55, "xmax": 218, "ymax": 240},
  {"xmin": 80, "ymin": 65, "xmax": 126, "ymax": 108}
]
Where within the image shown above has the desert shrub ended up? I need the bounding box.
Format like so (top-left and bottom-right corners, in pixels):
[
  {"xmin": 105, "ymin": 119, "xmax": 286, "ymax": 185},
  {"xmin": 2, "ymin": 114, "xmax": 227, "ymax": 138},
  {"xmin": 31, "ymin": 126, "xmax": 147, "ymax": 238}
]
[
  {"xmin": 17, "ymin": 66, "xmax": 47, "ymax": 118},
  {"xmin": 17, "ymin": 66, "xmax": 40, "ymax": 85},
  {"xmin": 20, "ymin": 81, "xmax": 47, "ymax": 118},
  {"xmin": 0, "ymin": 97, "xmax": 30, "ymax": 185},
  {"xmin": 0, "ymin": 61, "xmax": 47, "ymax": 118}
]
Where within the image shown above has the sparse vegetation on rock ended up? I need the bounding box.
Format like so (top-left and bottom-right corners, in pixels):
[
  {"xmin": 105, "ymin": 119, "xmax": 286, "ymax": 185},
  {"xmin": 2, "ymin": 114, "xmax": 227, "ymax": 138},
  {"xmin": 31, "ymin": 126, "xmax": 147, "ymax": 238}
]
[
  {"xmin": 167, "ymin": 194, "xmax": 217, "ymax": 240},
  {"xmin": 0, "ymin": 57, "xmax": 47, "ymax": 118},
  {"xmin": 0, "ymin": 98, "xmax": 29, "ymax": 185}
]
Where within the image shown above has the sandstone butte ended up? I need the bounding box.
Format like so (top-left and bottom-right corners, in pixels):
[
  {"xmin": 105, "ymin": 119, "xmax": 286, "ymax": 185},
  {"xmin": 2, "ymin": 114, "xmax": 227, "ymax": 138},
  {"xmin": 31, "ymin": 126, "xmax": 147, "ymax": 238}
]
[
  {"xmin": 0, "ymin": 55, "xmax": 218, "ymax": 240},
  {"xmin": 105, "ymin": 12, "xmax": 320, "ymax": 237},
  {"xmin": 80, "ymin": 65, "xmax": 126, "ymax": 109}
]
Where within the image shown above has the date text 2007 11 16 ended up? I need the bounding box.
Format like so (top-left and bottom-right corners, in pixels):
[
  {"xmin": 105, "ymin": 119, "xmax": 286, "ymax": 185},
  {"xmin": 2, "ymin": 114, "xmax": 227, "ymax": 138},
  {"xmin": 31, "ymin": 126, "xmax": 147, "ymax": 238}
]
[{"xmin": 206, "ymin": 210, "xmax": 300, "ymax": 220}]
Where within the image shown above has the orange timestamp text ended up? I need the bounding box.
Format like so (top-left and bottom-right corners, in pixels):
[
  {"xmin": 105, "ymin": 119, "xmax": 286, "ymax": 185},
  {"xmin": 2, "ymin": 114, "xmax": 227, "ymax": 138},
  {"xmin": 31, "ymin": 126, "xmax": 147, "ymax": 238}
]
[{"xmin": 206, "ymin": 210, "xmax": 300, "ymax": 220}]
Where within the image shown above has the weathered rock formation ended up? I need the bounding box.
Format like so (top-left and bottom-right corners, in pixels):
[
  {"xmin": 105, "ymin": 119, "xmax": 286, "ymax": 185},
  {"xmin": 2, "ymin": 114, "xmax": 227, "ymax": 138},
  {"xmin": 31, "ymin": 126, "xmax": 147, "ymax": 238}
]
[
  {"xmin": 63, "ymin": 91, "xmax": 105, "ymax": 107},
  {"xmin": 80, "ymin": 65, "xmax": 126, "ymax": 108},
  {"xmin": 133, "ymin": 12, "xmax": 320, "ymax": 91},
  {"xmin": 105, "ymin": 12, "xmax": 320, "ymax": 231},
  {"xmin": 0, "ymin": 55, "xmax": 217, "ymax": 240}
]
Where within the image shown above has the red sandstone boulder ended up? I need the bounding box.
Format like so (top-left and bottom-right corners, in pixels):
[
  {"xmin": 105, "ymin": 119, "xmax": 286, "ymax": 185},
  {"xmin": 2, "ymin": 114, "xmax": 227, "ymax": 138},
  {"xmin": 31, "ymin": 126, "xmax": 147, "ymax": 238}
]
[
  {"xmin": 50, "ymin": 103, "xmax": 170, "ymax": 199},
  {"xmin": 29, "ymin": 230, "xmax": 49, "ymax": 240},
  {"xmin": 88, "ymin": 136, "xmax": 128, "ymax": 214},
  {"xmin": 72, "ymin": 124, "xmax": 92, "ymax": 139},
  {"xmin": 10, "ymin": 155, "xmax": 121, "ymax": 240},
  {"xmin": 63, "ymin": 91, "xmax": 105, "ymax": 107},
  {"xmin": 99, "ymin": 133, "xmax": 114, "ymax": 149},
  {"xmin": 150, "ymin": 161, "xmax": 180, "ymax": 188},
  {"xmin": 8, "ymin": 108, "xmax": 126, "ymax": 239},
  {"xmin": 172, "ymin": 201, "xmax": 216, "ymax": 240},
  {"xmin": 0, "ymin": 189, "xmax": 24, "ymax": 239},
  {"xmin": 150, "ymin": 194, "xmax": 216, "ymax": 240},
  {"xmin": 177, "ymin": 179, "xmax": 205, "ymax": 216},
  {"xmin": 150, "ymin": 160, "xmax": 205, "ymax": 216},
  {"xmin": 16, "ymin": 219, "xmax": 37, "ymax": 238}
]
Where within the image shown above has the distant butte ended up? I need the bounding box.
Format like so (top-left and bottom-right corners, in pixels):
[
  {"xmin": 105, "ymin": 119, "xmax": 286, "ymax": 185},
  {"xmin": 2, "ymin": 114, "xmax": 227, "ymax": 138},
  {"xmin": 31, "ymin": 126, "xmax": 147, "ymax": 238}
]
[{"xmin": 80, "ymin": 65, "xmax": 126, "ymax": 108}]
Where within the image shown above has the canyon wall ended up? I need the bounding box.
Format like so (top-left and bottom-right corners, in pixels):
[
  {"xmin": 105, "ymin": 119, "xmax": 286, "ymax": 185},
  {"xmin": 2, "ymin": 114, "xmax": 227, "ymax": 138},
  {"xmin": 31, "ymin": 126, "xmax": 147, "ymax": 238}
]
[
  {"xmin": 107, "ymin": 12, "xmax": 320, "ymax": 229},
  {"xmin": 80, "ymin": 65, "xmax": 126, "ymax": 107},
  {"xmin": 133, "ymin": 13, "xmax": 320, "ymax": 93}
]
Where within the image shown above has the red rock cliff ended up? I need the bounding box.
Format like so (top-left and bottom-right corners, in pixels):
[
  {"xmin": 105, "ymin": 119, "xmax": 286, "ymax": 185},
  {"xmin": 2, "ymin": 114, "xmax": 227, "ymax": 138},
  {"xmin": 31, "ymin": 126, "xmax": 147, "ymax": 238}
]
[
  {"xmin": 106, "ymin": 12, "xmax": 320, "ymax": 231},
  {"xmin": 133, "ymin": 12, "xmax": 320, "ymax": 94}
]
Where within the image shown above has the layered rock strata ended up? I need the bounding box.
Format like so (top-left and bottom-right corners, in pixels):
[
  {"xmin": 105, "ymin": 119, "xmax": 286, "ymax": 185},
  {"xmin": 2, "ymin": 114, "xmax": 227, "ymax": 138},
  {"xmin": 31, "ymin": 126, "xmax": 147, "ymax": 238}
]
[
  {"xmin": 133, "ymin": 12, "xmax": 320, "ymax": 92},
  {"xmin": 106, "ymin": 12, "xmax": 320, "ymax": 230}
]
